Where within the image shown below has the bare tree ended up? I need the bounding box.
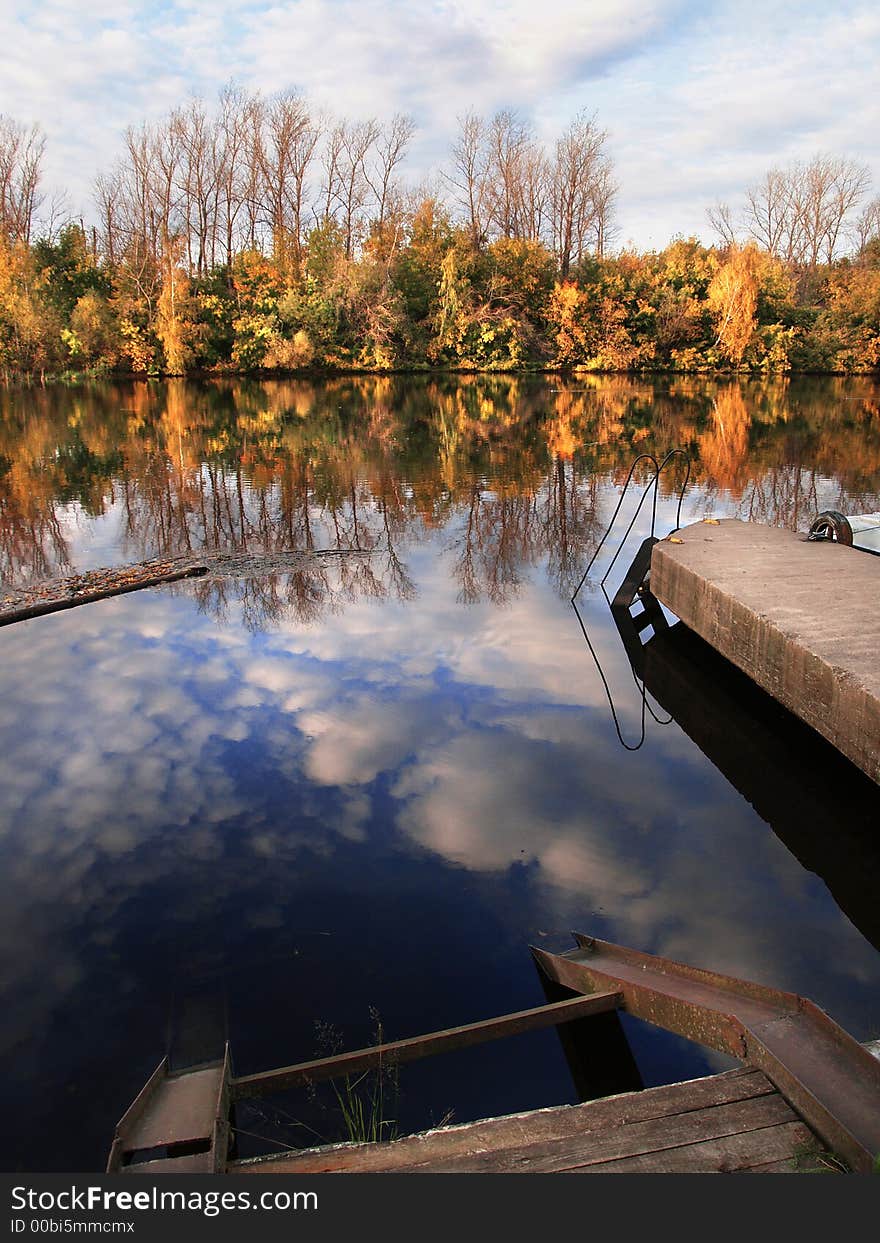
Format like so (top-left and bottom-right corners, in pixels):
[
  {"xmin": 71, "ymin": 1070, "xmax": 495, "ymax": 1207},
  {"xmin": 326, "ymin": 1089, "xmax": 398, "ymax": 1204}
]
[
  {"xmin": 104, "ymin": 119, "xmax": 183, "ymax": 316},
  {"xmin": 35, "ymin": 189, "xmax": 73, "ymax": 246},
  {"xmin": 444, "ymin": 107, "xmax": 614, "ymax": 264},
  {"xmin": 446, "ymin": 111, "xmax": 490, "ymax": 248},
  {"xmin": 215, "ymin": 84, "xmax": 252, "ymax": 269},
  {"xmin": 320, "ymin": 119, "xmax": 346, "ymax": 229},
  {"xmin": 744, "ymin": 155, "xmax": 871, "ymax": 266},
  {"xmin": 549, "ymin": 111, "xmax": 608, "ymax": 276},
  {"xmin": 744, "ymin": 168, "xmax": 790, "ymax": 257},
  {"xmin": 0, "ymin": 115, "xmax": 46, "ymax": 244},
  {"xmin": 174, "ymin": 98, "xmax": 218, "ymax": 276},
  {"xmin": 814, "ymin": 156, "xmax": 871, "ymax": 263},
  {"xmin": 519, "ymin": 143, "xmax": 551, "ymax": 243},
  {"xmin": 153, "ymin": 116, "xmax": 186, "ymax": 254},
  {"xmin": 255, "ymin": 90, "xmax": 322, "ymax": 274},
  {"xmin": 706, "ymin": 200, "xmax": 739, "ymax": 248},
  {"xmin": 485, "ymin": 108, "xmax": 533, "ymax": 239},
  {"xmin": 853, "ymin": 195, "xmax": 880, "ymax": 257},
  {"xmin": 590, "ymin": 153, "xmax": 617, "ymax": 259},
  {"xmin": 324, "ymin": 118, "xmax": 379, "ymax": 259},
  {"xmin": 94, "ymin": 169, "xmax": 123, "ymax": 267},
  {"xmin": 364, "ymin": 113, "xmax": 414, "ymax": 228}
]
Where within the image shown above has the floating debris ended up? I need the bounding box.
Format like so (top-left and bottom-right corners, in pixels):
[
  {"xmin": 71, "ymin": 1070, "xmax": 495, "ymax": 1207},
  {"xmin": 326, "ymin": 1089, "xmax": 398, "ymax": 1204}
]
[{"xmin": 0, "ymin": 548, "xmax": 377, "ymax": 627}]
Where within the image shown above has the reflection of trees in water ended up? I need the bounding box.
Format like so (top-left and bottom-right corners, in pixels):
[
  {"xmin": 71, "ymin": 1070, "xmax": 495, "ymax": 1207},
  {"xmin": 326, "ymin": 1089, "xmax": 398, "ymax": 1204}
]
[
  {"xmin": 0, "ymin": 491, "xmax": 71, "ymax": 586},
  {"xmin": 452, "ymin": 462, "xmax": 601, "ymax": 604},
  {"xmin": 1, "ymin": 375, "xmax": 879, "ymax": 622}
]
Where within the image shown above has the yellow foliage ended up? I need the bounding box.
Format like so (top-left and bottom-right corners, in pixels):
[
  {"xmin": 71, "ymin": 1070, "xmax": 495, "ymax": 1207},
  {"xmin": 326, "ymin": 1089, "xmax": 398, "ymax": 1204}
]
[
  {"xmin": 698, "ymin": 385, "xmax": 752, "ymax": 489},
  {"xmin": 68, "ymin": 293, "xmax": 117, "ymax": 366},
  {"xmin": 706, "ymin": 244, "xmax": 761, "ymax": 365},
  {"xmin": 0, "ymin": 238, "xmax": 59, "ymax": 374},
  {"xmin": 156, "ymin": 260, "xmax": 199, "ymax": 374},
  {"xmin": 264, "ymin": 329, "xmax": 315, "ymax": 370},
  {"xmin": 547, "ymin": 414, "xmax": 579, "ymax": 459}
]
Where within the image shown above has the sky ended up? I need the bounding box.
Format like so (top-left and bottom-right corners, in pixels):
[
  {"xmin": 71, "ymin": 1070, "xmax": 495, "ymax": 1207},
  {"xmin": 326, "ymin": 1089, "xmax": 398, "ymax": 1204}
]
[{"xmin": 1, "ymin": 0, "xmax": 879, "ymax": 249}]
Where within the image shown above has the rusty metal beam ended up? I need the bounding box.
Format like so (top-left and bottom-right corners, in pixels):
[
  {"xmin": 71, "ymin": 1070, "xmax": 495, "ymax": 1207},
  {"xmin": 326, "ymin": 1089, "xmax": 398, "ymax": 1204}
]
[
  {"xmin": 532, "ymin": 935, "xmax": 880, "ymax": 1173},
  {"xmin": 231, "ymin": 991, "xmax": 623, "ymax": 1102}
]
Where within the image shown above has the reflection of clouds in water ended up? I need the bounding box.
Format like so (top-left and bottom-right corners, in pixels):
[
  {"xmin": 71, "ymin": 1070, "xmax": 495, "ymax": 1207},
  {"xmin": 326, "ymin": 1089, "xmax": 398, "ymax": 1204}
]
[
  {"xmin": 242, "ymin": 579, "xmax": 879, "ymax": 1015},
  {"xmin": 0, "ymin": 563, "xmax": 878, "ymax": 1074},
  {"xmin": 260, "ymin": 557, "xmax": 641, "ymax": 717},
  {"xmin": 393, "ymin": 728, "xmax": 648, "ymax": 900},
  {"xmin": 0, "ymin": 597, "xmax": 292, "ymax": 1055},
  {"xmin": 391, "ymin": 700, "xmax": 878, "ymax": 1015},
  {"xmin": 301, "ymin": 698, "xmax": 456, "ymax": 787}
]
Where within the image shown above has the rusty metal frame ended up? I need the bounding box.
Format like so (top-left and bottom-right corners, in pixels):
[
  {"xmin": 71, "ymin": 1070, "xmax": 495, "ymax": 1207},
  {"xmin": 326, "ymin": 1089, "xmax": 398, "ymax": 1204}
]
[
  {"xmin": 230, "ymin": 992, "xmax": 622, "ymax": 1101},
  {"xmin": 532, "ymin": 933, "xmax": 880, "ymax": 1172}
]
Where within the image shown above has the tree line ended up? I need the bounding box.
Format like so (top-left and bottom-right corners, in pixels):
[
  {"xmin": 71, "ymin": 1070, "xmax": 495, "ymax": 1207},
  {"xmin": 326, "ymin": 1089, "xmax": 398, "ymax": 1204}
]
[{"xmin": 0, "ymin": 90, "xmax": 878, "ymax": 379}]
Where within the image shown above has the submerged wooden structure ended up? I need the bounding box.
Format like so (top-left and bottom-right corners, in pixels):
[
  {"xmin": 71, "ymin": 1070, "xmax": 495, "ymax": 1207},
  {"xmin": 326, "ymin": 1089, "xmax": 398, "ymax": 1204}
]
[
  {"xmin": 649, "ymin": 519, "xmax": 880, "ymax": 785},
  {"xmin": 0, "ymin": 548, "xmax": 372, "ymax": 628},
  {"xmin": 107, "ymin": 936, "xmax": 880, "ymax": 1175}
]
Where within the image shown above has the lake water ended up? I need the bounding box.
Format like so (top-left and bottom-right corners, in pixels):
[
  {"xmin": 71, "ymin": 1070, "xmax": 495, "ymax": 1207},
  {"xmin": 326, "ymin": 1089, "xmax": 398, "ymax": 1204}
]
[{"xmin": 1, "ymin": 374, "xmax": 879, "ymax": 1170}]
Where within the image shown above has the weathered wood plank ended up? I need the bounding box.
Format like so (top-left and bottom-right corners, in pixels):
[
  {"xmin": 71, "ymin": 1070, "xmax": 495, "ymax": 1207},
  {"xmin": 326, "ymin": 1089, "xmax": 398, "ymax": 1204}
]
[
  {"xmin": 232, "ymin": 991, "xmax": 622, "ymax": 1101},
  {"xmin": 562, "ymin": 1120, "xmax": 816, "ymax": 1174},
  {"xmin": 0, "ymin": 562, "xmax": 208, "ymax": 626},
  {"xmin": 741, "ymin": 1160, "xmax": 803, "ymax": 1173},
  {"xmin": 387, "ymin": 1093, "xmax": 797, "ymax": 1173},
  {"xmin": 231, "ymin": 1068, "xmax": 772, "ymax": 1174},
  {"xmin": 0, "ymin": 548, "xmax": 374, "ymax": 628}
]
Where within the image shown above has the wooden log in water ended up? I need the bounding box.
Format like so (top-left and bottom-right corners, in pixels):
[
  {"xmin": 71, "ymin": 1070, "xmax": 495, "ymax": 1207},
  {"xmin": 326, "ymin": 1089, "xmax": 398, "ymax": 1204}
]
[{"xmin": 0, "ymin": 547, "xmax": 376, "ymax": 627}]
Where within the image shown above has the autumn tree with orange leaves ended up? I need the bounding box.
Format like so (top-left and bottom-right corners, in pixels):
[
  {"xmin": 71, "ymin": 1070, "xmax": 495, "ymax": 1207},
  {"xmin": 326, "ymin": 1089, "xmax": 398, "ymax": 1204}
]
[{"xmin": 706, "ymin": 245, "xmax": 761, "ymax": 365}]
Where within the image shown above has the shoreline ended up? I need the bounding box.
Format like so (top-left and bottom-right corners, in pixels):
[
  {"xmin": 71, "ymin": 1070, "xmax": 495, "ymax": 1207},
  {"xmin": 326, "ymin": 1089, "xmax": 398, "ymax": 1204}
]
[{"xmin": 3, "ymin": 363, "xmax": 879, "ymax": 386}]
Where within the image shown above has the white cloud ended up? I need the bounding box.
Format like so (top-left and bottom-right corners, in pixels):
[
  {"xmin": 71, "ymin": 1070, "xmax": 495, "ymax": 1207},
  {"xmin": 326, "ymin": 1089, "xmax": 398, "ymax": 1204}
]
[{"xmin": 1, "ymin": 2, "xmax": 876, "ymax": 248}]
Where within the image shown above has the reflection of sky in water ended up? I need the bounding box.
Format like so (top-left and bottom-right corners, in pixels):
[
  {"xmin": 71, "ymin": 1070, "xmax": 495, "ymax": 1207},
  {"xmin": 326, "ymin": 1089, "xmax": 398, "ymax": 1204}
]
[
  {"xmin": 3, "ymin": 376, "xmax": 880, "ymax": 1169},
  {"xmin": 2, "ymin": 513, "xmax": 879, "ymax": 1170}
]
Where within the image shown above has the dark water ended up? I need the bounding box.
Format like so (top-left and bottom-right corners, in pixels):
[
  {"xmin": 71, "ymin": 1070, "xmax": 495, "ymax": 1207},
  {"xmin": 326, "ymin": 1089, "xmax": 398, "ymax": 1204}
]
[{"xmin": 1, "ymin": 374, "xmax": 879, "ymax": 1171}]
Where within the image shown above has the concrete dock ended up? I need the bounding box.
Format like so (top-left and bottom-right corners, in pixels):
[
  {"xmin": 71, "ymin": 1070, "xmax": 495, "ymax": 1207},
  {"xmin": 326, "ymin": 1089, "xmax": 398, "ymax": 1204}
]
[{"xmin": 649, "ymin": 519, "xmax": 880, "ymax": 786}]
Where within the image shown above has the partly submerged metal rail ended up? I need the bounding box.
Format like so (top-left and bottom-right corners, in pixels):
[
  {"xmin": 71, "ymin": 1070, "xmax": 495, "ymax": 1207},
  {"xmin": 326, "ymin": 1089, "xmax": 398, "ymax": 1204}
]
[
  {"xmin": 107, "ymin": 1046, "xmax": 232, "ymax": 1174},
  {"xmin": 532, "ymin": 934, "xmax": 880, "ymax": 1173}
]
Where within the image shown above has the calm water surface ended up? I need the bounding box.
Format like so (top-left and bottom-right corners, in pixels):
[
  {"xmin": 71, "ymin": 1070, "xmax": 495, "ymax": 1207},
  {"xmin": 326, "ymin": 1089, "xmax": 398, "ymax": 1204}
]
[{"xmin": 1, "ymin": 374, "xmax": 879, "ymax": 1170}]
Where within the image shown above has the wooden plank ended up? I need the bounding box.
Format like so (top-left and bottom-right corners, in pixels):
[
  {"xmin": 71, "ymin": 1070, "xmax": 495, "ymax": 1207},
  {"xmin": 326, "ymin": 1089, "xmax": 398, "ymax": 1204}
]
[
  {"xmin": 0, "ymin": 565, "xmax": 207, "ymax": 627},
  {"xmin": 562, "ymin": 1120, "xmax": 816, "ymax": 1174},
  {"xmin": 231, "ymin": 991, "xmax": 622, "ymax": 1101},
  {"xmin": 230, "ymin": 1068, "xmax": 771, "ymax": 1174},
  {"xmin": 391, "ymin": 1093, "xmax": 797, "ymax": 1173},
  {"xmin": 741, "ymin": 1159, "xmax": 804, "ymax": 1173}
]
